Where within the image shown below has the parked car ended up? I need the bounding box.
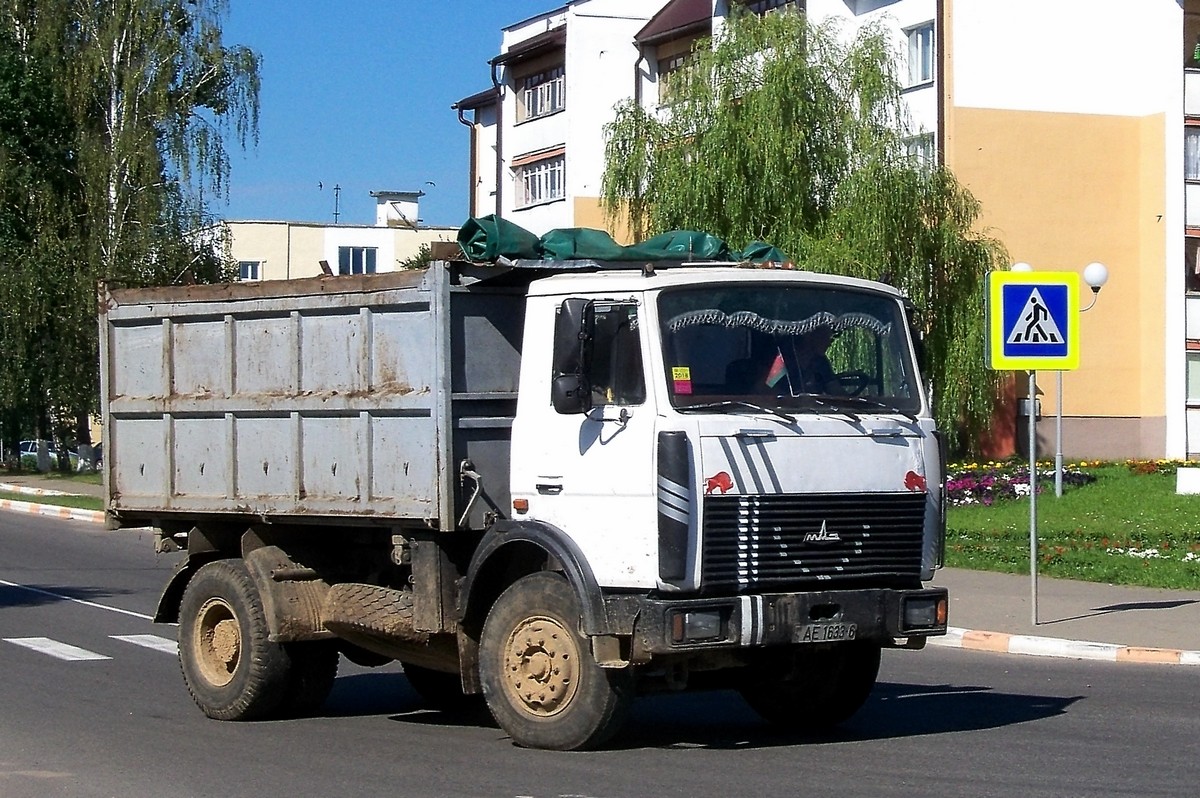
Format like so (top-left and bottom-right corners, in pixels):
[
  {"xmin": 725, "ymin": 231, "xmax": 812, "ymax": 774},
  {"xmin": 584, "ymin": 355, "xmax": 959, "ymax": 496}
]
[{"xmin": 18, "ymin": 440, "xmax": 81, "ymax": 469}]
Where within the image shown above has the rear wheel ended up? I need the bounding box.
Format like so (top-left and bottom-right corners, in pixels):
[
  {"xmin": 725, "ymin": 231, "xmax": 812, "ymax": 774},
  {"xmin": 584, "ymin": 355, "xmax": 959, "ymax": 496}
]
[
  {"xmin": 178, "ymin": 560, "xmax": 291, "ymax": 720},
  {"xmin": 739, "ymin": 642, "xmax": 881, "ymax": 732},
  {"xmin": 479, "ymin": 572, "xmax": 632, "ymax": 750}
]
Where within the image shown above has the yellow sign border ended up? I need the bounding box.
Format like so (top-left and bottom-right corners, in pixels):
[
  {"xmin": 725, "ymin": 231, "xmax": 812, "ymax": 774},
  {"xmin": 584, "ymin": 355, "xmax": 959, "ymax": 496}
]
[{"xmin": 986, "ymin": 271, "xmax": 1080, "ymax": 371}]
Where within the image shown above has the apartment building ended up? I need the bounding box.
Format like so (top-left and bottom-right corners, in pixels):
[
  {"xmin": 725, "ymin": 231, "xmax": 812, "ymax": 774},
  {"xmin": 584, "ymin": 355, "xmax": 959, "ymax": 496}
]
[
  {"xmin": 225, "ymin": 190, "xmax": 456, "ymax": 282},
  {"xmin": 459, "ymin": 0, "xmax": 1197, "ymax": 459},
  {"xmin": 453, "ymin": 0, "xmax": 673, "ymax": 235}
]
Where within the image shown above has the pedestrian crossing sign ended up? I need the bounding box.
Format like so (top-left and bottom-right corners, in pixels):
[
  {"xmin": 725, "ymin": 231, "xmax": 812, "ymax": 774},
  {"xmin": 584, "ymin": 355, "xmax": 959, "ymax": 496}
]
[{"xmin": 986, "ymin": 271, "xmax": 1080, "ymax": 370}]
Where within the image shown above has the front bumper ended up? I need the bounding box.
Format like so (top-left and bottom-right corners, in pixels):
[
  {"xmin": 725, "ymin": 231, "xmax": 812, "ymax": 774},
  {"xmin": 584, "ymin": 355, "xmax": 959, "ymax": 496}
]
[{"xmin": 620, "ymin": 587, "xmax": 948, "ymax": 657}]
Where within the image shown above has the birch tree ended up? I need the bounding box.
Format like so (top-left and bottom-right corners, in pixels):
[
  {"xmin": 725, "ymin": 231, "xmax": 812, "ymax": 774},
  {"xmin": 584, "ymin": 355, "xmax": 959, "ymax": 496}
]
[
  {"xmin": 601, "ymin": 10, "xmax": 1004, "ymax": 453},
  {"xmin": 0, "ymin": 0, "xmax": 259, "ymax": 460}
]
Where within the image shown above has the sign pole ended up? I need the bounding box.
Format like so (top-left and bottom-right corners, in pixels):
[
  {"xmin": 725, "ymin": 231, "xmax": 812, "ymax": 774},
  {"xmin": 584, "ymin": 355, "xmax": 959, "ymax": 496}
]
[
  {"xmin": 1028, "ymin": 370, "xmax": 1039, "ymax": 626},
  {"xmin": 1055, "ymin": 370, "xmax": 1064, "ymax": 498}
]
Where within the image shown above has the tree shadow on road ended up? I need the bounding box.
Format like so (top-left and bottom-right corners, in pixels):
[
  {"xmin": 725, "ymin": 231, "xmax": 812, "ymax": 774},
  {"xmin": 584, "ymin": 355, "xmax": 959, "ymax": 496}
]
[{"xmin": 0, "ymin": 581, "xmax": 133, "ymax": 609}]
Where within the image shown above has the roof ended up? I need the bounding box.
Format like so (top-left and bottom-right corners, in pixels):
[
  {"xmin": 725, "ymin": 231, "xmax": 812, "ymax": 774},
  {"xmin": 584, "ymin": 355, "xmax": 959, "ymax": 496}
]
[
  {"xmin": 452, "ymin": 86, "xmax": 499, "ymax": 111},
  {"xmin": 636, "ymin": 0, "xmax": 711, "ymax": 45},
  {"xmin": 490, "ymin": 27, "xmax": 567, "ymax": 66}
]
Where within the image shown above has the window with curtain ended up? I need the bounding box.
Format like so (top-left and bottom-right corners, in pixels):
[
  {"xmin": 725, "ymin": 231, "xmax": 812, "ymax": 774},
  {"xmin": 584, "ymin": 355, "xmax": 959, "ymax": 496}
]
[{"xmin": 907, "ymin": 22, "xmax": 935, "ymax": 86}]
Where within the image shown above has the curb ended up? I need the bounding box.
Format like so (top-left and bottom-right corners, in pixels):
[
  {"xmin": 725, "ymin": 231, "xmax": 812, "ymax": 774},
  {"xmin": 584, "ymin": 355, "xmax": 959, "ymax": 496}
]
[
  {"xmin": 928, "ymin": 626, "xmax": 1200, "ymax": 667},
  {"xmin": 0, "ymin": 496, "xmax": 105, "ymax": 525}
]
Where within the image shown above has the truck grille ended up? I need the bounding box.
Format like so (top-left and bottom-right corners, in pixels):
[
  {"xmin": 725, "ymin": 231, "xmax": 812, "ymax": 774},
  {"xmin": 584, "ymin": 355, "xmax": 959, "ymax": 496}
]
[{"xmin": 701, "ymin": 493, "xmax": 926, "ymax": 592}]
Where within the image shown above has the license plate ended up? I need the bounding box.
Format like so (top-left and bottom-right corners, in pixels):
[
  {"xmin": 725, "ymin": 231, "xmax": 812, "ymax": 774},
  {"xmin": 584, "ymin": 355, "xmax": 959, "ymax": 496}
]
[{"xmin": 794, "ymin": 622, "xmax": 857, "ymax": 644}]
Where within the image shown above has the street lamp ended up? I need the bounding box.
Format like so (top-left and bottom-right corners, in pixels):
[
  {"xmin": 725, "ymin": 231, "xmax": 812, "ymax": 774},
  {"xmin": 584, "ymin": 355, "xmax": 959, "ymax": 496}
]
[{"xmin": 1055, "ymin": 262, "xmax": 1108, "ymax": 496}]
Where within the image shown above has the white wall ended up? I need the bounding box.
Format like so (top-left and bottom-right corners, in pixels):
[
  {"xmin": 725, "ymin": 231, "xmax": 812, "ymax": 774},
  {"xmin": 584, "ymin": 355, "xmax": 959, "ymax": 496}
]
[
  {"xmin": 498, "ymin": 1, "xmax": 667, "ymax": 234},
  {"xmin": 952, "ymin": 0, "xmax": 1178, "ymax": 117}
]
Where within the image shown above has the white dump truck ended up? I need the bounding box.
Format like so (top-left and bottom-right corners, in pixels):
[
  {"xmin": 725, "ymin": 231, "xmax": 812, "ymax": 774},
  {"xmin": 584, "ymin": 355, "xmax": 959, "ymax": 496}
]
[{"xmin": 99, "ymin": 247, "xmax": 948, "ymax": 749}]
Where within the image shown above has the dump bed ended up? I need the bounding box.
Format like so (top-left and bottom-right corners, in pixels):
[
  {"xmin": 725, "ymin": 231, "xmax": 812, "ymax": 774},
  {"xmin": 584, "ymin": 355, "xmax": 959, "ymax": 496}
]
[{"xmin": 99, "ymin": 265, "xmax": 523, "ymax": 531}]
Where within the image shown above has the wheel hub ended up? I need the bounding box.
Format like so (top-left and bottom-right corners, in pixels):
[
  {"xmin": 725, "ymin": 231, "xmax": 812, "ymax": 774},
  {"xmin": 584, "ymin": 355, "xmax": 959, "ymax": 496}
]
[
  {"xmin": 194, "ymin": 597, "xmax": 241, "ymax": 687},
  {"xmin": 502, "ymin": 615, "xmax": 579, "ymax": 717}
]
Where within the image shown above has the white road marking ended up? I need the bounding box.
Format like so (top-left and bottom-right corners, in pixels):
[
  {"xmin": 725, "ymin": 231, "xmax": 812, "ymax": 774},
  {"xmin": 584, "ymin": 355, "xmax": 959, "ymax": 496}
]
[
  {"xmin": 4, "ymin": 637, "xmax": 110, "ymax": 661},
  {"xmin": 111, "ymin": 634, "xmax": 177, "ymax": 655},
  {"xmin": 0, "ymin": 578, "xmax": 154, "ymax": 621}
]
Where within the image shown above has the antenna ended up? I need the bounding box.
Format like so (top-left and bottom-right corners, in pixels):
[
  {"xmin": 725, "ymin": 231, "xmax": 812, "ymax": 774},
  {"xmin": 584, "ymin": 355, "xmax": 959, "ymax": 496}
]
[{"xmin": 333, "ymin": 184, "xmax": 341, "ymax": 224}]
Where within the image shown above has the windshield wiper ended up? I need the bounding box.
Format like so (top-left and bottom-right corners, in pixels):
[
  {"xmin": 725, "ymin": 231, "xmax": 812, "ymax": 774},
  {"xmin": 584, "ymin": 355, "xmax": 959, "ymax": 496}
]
[
  {"xmin": 785, "ymin": 395, "xmax": 860, "ymax": 422},
  {"xmin": 826, "ymin": 395, "xmax": 919, "ymax": 422},
  {"xmin": 675, "ymin": 400, "xmax": 796, "ymax": 424}
]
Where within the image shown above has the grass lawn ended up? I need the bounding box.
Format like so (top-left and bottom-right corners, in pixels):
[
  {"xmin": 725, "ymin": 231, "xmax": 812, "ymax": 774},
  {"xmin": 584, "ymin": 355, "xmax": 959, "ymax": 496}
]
[
  {"xmin": 946, "ymin": 462, "xmax": 1200, "ymax": 590},
  {"xmin": 0, "ymin": 490, "xmax": 103, "ymax": 512}
]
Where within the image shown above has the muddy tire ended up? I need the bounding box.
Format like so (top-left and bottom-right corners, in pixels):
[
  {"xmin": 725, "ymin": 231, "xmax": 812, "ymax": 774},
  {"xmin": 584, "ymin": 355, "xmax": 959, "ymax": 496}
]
[
  {"xmin": 479, "ymin": 572, "xmax": 632, "ymax": 750},
  {"xmin": 178, "ymin": 560, "xmax": 291, "ymax": 720},
  {"xmin": 277, "ymin": 641, "xmax": 339, "ymax": 717},
  {"xmin": 739, "ymin": 642, "xmax": 881, "ymax": 731},
  {"xmin": 402, "ymin": 663, "xmax": 484, "ymax": 715}
]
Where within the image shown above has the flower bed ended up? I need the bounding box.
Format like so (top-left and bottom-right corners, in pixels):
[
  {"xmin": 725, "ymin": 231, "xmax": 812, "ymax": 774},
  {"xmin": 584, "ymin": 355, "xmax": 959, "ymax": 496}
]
[{"xmin": 944, "ymin": 460, "xmax": 1097, "ymax": 507}]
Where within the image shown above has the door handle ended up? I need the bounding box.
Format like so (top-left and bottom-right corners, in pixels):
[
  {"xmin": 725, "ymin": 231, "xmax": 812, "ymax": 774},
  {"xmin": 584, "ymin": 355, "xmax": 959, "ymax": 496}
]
[{"xmin": 536, "ymin": 483, "xmax": 563, "ymax": 495}]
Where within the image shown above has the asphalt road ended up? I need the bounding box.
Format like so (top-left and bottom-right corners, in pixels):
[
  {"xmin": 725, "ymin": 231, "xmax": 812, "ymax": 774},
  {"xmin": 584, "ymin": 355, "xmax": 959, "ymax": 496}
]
[{"xmin": 1, "ymin": 511, "xmax": 1196, "ymax": 798}]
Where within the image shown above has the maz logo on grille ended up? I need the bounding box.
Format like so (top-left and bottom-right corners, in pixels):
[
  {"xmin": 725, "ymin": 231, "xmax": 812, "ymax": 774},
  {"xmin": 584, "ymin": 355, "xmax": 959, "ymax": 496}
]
[{"xmin": 803, "ymin": 520, "xmax": 841, "ymax": 544}]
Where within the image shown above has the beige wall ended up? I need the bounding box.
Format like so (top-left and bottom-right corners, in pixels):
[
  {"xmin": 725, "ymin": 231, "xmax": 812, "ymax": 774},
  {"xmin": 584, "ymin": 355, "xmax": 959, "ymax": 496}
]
[
  {"xmin": 572, "ymin": 196, "xmax": 636, "ymax": 244},
  {"xmin": 949, "ymin": 108, "xmax": 1168, "ymax": 425},
  {"xmin": 227, "ymin": 221, "xmax": 456, "ymax": 280}
]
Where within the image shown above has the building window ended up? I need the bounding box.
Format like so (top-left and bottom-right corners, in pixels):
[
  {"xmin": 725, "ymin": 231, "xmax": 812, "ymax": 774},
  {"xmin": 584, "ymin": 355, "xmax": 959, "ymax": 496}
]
[
  {"xmin": 658, "ymin": 51, "xmax": 690, "ymax": 105},
  {"xmin": 518, "ymin": 64, "xmax": 565, "ymax": 122},
  {"xmin": 238, "ymin": 260, "xmax": 261, "ymax": 281},
  {"xmin": 514, "ymin": 151, "xmax": 566, "ymax": 208},
  {"xmin": 906, "ymin": 22, "xmax": 935, "ymax": 86},
  {"xmin": 1188, "ymin": 352, "xmax": 1200, "ymax": 403},
  {"xmin": 904, "ymin": 133, "xmax": 935, "ymax": 167},
  {"xmin": 740, "ymin": 0, "xmax": 800, "ymax": 14},
  {"xmin": 1187, "ymin": 128, "xmax": 1200, "ymax": 228},
  {"xmin": 1187, "ymin": 237, "xmax": 1200, "ymax": 294},
  {"xmin": 338, "ymin": 246, "xmax": 377, "ymax": 275}
]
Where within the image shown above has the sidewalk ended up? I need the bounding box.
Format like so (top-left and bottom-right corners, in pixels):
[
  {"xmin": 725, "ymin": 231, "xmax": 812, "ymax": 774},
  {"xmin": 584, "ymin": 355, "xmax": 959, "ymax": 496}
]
[
  {"xmin": 928, "ymin": 568, "xmax": 1200, "ymax": 665},
  {"xmin": 2, "ymin": 474, "xmax": 1198, "ymax": 665}
]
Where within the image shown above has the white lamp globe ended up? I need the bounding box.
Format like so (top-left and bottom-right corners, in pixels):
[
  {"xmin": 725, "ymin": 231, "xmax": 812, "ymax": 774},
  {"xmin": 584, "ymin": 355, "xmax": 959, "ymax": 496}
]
[
  {"xmin": 1083, "ymin": 261, "xmax": 1109, "ymax": 289},
  {"xmin": 1011, "ymin": 262, "xmax": 1034, "ymax": 272}
]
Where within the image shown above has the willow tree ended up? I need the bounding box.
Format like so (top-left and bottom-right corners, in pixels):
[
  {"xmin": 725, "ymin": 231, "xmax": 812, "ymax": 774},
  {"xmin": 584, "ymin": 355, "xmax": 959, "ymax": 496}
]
[
  {"xmin": 601, "ymin": 11, "xmax": 1005, "ymax": 454},
  {"xmin": 0, "ymin": 0, "xmax": 258, "ymax": 459}
]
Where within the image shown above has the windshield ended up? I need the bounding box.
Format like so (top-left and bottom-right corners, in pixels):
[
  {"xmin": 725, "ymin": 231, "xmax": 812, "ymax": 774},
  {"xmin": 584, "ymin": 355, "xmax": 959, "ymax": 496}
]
[{"xmin": 658, "ymin": 283, "xmax": 922, "ymax": 414}]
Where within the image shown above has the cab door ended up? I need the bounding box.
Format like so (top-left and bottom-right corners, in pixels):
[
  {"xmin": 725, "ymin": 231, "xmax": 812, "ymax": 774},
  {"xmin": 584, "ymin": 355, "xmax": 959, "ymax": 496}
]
[{"xmin": 510, "ymin": 297, "xmax": 658, "ymax": 589}]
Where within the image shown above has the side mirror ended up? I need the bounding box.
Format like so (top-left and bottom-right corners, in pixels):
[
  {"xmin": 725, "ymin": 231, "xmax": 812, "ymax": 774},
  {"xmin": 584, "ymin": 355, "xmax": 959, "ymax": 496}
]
[{"xmin": 551, "ymin": 298, "xmax": 594, "ymax": 414}]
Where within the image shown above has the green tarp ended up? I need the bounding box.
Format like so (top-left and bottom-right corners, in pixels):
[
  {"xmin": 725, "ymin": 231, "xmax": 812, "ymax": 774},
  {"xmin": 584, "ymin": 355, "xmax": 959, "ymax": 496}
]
[{"xmin": 455, "ymin": 215, "xmax": 789, "ymax": 265}]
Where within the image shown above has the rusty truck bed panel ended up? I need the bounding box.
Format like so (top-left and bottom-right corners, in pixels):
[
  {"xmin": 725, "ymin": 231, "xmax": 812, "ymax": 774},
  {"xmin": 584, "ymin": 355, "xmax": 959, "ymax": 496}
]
[{"xmin": 100, "ymin": 268, "xmax": 448, "ymax": 527}]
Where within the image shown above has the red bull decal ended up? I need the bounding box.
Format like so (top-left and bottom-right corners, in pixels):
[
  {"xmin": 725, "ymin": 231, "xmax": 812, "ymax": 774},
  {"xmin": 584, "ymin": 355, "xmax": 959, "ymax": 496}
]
[
  {"xmin": 705, "ymin": 471, "xmax": 734, "ymax": 495},
  {"xmin": 904, "ymin": 471, "xmax": 927, "ymax": 492}
]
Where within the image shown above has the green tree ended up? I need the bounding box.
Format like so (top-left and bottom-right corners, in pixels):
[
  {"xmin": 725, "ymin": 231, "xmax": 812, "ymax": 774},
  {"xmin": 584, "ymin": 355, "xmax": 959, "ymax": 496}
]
[
  {"xmin": 0, "ymin": 0, "xmax": 258, "ymax": 463},
  {"xmin": 601, "ymin": 11, "xmax": 1004, "ymax": 453}
]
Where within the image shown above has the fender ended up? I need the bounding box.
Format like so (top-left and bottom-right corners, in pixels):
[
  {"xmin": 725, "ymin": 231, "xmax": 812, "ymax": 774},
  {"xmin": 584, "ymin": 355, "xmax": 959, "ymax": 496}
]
[
  {"xmin": 153, "ymin": 552, "xmax": 223, "ymax": 624},
  {"xmin": 460, "ymin": 519, "xmax": 611, "ymax": 636}
]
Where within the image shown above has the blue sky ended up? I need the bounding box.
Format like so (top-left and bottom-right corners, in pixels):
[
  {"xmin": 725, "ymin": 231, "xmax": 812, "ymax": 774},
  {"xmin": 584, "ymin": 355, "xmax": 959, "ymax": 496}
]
[{"xmin": 221, "ymin": 1, "xmax": 556, "ymax": 228}]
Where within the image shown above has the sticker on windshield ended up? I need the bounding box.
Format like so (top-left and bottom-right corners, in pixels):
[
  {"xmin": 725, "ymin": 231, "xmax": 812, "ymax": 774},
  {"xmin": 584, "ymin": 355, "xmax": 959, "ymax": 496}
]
[{"xmin": 672, "ymin": 366, "xmax": 693, "ymax": 395}]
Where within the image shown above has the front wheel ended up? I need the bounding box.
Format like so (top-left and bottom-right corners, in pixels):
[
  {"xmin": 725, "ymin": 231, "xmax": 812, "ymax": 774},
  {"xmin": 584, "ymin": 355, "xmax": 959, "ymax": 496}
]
[
  {"xmin": 178, "ymin": 559, "xmax": 292, "ymax": 720},
  {"xmin": 739, "ymin": 642, "xmax": 881, "ymax": 732},
  {"xmin": 479, "ymin": 572, "xmax": 632, "ymax": 750}
]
